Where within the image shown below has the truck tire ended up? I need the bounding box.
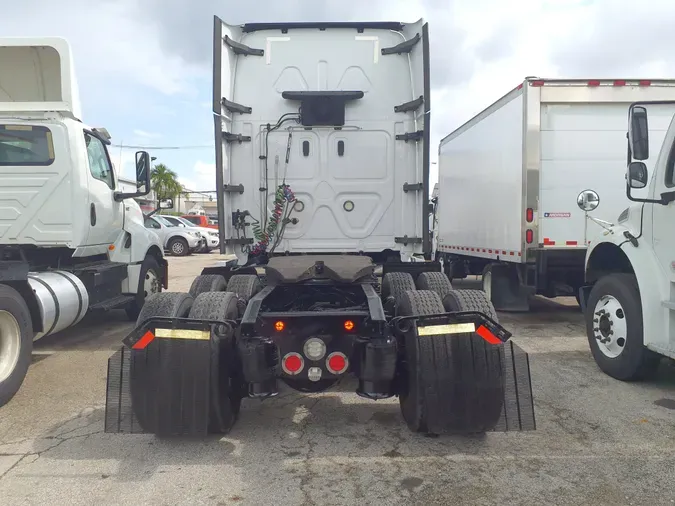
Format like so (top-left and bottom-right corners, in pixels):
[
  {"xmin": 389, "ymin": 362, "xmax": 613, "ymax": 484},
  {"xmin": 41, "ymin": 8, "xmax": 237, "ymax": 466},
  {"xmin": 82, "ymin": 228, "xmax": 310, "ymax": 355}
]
[
  {"xmin": 168, "ymin": 237, "xmax": 190, "ymax": 257},
  {"xmin": 443, "ymin": 289, "xmax": 499, "ymax": 322},
  {"xmin": 189, "ymin": 274, "xmax": 226, "ymax": 298},
  {"xmin": 130, "ymin": 292, "xmax": 193, "ymax": 433},
  {"xmin": 135, "ymin": 292, "xmax": 193, "ymax": 328},
  {"xmin": 226, "ymin": 274, "xmax": 262, "ymax": 303},
  {"xmin": 397, "ymin": 289, "xmax": 505, "ymax": 434},
  {"xmin": 382, "ymin": 272, "xmax": 415, "ymax": 301},
  {"xmin": 0, "ymin": 285, "xmax": 33, "ymax": 408},
  {"xmin": 189, "ymin": 292, "xmax": 242, "ymax": 434},
  {"xmin": 585, "ymin": 273, "xmax": 660, "ymax": 381},
  {"xmin": 126, "ymin": 255, "xmax": 162, "ymax": 321},
  {"xmin": 416, "ymin": 272, "xmax": 453, "ymax": 300}
]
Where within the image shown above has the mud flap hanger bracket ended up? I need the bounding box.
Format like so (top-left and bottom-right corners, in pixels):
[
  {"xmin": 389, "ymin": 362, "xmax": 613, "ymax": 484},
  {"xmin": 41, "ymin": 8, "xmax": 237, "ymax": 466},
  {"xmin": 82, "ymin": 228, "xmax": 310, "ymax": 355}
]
[{"xmin": 390, "ymin": 311, "xmax": 512, "ymax": 344}]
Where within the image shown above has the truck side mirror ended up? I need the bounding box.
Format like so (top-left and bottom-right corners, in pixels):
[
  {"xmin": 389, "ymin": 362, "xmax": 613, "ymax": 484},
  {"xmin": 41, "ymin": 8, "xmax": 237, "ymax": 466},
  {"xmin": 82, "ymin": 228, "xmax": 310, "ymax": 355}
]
[
  {"xmin": 628, "ymin": 162, "xmax": 648, "ymax": 189},
  {"xmin": 159, "ymin": 198, "xmax": 174, "ymax": 209},
  {"xmin": 628, "ymin": 106, "xmax": 649, "ymax": 161},
  {"xmin": 135, "ymin": 151, "xmax": 151, "ymax": 191}
]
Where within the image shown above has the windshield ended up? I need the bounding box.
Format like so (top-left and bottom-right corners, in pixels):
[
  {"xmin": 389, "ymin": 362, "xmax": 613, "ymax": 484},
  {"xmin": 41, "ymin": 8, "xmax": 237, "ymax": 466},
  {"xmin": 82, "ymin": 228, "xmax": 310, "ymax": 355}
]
[
  {"xmin": 155, "ymin": 216, "xmax": 176, "ymax": 227},
  {"xmin": 176, "ymin": 217, "xmax": 197, "ymax": 227}
]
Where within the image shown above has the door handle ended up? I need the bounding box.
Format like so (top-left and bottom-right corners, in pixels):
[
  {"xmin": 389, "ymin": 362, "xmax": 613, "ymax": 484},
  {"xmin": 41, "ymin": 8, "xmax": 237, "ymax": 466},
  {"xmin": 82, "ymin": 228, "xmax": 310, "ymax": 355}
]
[{"xmin": 90, "ymin": 203, "xmax": 97, "ymax": 226}]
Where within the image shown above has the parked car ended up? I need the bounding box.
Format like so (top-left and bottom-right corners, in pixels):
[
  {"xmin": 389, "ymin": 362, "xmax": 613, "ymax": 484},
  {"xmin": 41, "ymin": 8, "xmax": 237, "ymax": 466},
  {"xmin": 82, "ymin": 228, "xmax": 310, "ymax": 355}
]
[
  {"xmin": 162, "ymin": 215, "xmax": 220, "ymax": 253},
  {"xmin": 181, "ymin": 214, "xmax": 218, "ymax": 229},
  {"xmin": 144, "ymin": 215, "xmax": 204, "ymax": 256}
]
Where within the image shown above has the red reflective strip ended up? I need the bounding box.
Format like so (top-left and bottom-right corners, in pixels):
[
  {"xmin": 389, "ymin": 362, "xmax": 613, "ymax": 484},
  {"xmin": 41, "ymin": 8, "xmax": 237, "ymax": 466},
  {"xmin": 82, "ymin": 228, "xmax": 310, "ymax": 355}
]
[
  {"xmin": 639, "ymin": 80, "xmax": 651, "ymax": 86},
  {"xmin": 510, "ymin": 252, "xmax": 514, "ymax": 256},
  {"xmin": 566, "ymin": 240, "xmax": 578, "ymax": 246},
  {"xmin": 476, "ymin": 325, "xmax": 501, "ymax": 345},
  {"xmin": 587, "ymin": 80, "xmax": 600, "ymax": 86},
  {"xmin": 531, "ymin": 80, "xmax": 545, "ymax": 87},
  {"xmin": 133, "ymin": 331, "xmax": 155, "ymax": 350},
  {"xmin": 543, "ymin": 238, "xmax": 555, "ymax": 245},
  {"xmin": 517, "ymin": 83, "xmax": 523, "ymax": 90},
  {"xmin": 502, "ymin": 251, "xmax": 507, "ymax": 255},
  {"xmin": 613, "ymin": 80, "xmax": 626, "ymax": 86}
]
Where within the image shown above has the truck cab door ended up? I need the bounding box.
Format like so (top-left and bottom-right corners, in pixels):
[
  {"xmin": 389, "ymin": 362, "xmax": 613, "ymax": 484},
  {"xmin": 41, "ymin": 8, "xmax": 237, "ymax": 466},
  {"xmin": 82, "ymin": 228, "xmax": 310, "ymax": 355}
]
[
  {"xmin": 82, "ymin": 131, "xmax": 123, "ymax": 250},
  {"xmin": 652, "ymin": 136, "xmax": 675, "ymax": 283}
]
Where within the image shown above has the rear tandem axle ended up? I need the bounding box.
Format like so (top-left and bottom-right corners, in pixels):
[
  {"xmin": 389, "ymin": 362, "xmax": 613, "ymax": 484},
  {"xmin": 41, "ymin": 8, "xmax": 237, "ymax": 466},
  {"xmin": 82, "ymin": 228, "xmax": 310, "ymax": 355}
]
[{"xmin": 104, "ymin": 255, "xmax": 535, "ymax": 437}]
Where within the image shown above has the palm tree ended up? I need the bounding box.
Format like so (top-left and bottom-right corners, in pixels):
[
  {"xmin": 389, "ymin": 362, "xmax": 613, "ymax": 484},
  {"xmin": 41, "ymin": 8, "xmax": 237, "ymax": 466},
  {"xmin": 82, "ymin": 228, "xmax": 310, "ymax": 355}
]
[{"xmin": 151, "ymin": 163, "xmax": 183, "ymax": 200}]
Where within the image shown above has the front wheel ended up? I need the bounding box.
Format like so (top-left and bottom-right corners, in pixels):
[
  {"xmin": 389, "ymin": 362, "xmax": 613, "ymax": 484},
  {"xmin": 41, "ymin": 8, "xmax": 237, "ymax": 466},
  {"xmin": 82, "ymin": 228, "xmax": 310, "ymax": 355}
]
[
  {"xmin": 168, "ymin": 237, "xmax": 189, "ymax": 257},
  {"xmin": 585, "ymin": 273, "xmax": 660, "ymax": 381},
  {"xmin": 126, "ymin": 255, "xmax": 162, "ymax": 321},
  {"xmin": 0, "ymin": 285, "xmax": 33, "ymax": 408}
]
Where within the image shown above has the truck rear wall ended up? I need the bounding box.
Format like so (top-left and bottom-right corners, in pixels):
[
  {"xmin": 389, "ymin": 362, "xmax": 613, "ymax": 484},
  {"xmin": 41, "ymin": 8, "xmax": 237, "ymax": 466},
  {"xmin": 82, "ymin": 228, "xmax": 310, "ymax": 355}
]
[{"xmin": 214, "ymin": 19, "xmax": 430, "ymax": 262}]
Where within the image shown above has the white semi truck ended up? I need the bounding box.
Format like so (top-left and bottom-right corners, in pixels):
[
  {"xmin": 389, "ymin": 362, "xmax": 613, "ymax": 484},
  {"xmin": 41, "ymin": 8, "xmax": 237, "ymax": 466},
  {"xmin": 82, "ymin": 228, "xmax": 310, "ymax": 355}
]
[
  {"xmin": 0, "ymin": 38, "xmax": 168, "ymax": 407},
  {"xmin": 435, "ymin": 78, "xmax": 675, "ymax": 311},
  {"xmin": 579, "ymin": 101, "xmax": 675, "ymax": 380},
  {"xmin": 102, "ymin": 18, "xmax": 535, "ymax": 438}
]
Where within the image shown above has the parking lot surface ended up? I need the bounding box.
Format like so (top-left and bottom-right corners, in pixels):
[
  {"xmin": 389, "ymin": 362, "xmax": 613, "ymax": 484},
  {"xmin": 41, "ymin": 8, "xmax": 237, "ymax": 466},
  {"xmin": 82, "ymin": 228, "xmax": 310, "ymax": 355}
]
[{"xmin": 1, "ymin": 254, "xmax": 674, "ymax": 505}]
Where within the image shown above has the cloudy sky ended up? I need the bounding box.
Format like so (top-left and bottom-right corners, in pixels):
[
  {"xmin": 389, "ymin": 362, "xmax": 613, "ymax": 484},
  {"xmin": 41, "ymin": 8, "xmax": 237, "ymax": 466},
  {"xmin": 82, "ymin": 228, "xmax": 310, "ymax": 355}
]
[{"xmin": 2, "ymin": 0, "xmax": 674, "ymax": 191}]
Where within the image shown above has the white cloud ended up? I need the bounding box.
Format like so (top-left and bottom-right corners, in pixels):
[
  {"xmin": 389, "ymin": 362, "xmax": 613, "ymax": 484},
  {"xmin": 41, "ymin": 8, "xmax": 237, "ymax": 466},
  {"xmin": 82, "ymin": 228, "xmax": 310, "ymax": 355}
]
[{"xmin": 179, "ymin": 160, "xmax": 216, "ymax": 192}]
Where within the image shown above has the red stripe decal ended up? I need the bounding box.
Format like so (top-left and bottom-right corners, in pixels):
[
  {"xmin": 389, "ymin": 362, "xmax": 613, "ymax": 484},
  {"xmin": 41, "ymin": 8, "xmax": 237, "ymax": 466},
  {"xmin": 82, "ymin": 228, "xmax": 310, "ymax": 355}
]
[
  {"xmin": 566, "ymin": 240, "xmax": 578, "ymax": 246},
  {"xmin": 476, "ymin": 325, "xmax": 501, "ymax": 345},
  {"xmin": 502, "ymin": 251, "xmax": 507, "ymax": 255},
  {"xmin": 543, "ymin": 238, "xmax": 555, "ymax": 245},
  {"xmin": 510, "ymin": 252, "xmax": 514, "ymax": 256},
  {"xmin": 133, "ymin": 331, "xmax": 155, "ymax": 350}
]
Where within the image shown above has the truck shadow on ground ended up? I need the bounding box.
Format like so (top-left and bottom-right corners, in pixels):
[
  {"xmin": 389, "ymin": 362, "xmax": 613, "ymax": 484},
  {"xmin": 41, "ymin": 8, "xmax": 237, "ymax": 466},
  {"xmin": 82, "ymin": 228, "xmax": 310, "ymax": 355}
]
[{"xmin": 32, "ymin": 379, "xmax": 498, "ymax": 484}]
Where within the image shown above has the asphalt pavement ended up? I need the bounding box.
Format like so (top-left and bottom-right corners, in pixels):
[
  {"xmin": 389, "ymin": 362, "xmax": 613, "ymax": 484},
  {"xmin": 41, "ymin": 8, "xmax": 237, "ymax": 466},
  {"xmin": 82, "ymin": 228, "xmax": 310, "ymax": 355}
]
[{"xmin": 0, "ymin": 255, "xmax": 674, "ymax": 505}]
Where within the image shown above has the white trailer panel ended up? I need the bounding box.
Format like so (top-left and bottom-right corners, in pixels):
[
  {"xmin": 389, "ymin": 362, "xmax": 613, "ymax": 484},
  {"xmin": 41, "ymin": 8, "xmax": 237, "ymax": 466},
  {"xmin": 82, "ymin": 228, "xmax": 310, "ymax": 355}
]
[
  {"xmin": 437, "ymin": 79, "xmax": 675, "ymax": 265},
  {"xmin": 437, "ymin": 89, "xmax": 524, "ymax": 259}
]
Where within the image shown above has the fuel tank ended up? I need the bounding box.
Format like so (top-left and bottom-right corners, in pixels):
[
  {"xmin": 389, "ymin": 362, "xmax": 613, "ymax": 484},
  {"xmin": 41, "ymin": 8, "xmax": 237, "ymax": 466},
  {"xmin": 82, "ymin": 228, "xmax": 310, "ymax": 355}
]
[{"xmin": 28, "ymin": 270, "xmax": 89, "ymax": 340}]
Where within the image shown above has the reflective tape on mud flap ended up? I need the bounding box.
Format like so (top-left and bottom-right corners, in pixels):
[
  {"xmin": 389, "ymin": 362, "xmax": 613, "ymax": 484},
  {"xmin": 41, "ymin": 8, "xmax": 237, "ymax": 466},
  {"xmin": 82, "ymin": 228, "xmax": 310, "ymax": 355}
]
[{"xmin": 417, "ymin": 322, "xmax": 475, "ymax": 336}]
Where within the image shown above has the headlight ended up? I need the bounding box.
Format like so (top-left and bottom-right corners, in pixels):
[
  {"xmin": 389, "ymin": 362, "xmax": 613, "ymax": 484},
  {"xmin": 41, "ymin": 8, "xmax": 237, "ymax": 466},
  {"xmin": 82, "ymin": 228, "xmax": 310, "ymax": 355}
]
[
  {"xmin": 187, "ymin": 231, "xmax": 200, "ymax": 237},
  {"xmin": 208, "ymin": 231, "xmax": 218, "ymax": 237}
]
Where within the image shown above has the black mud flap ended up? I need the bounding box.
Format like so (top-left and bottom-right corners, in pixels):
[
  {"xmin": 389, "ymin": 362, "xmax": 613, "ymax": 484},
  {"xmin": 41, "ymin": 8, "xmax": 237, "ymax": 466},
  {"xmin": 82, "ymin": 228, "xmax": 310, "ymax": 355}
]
[
  {"xmin": 392, "ymin": 311, "xmax": 536, "ymax": 433},
  {"xmin": 104, "ymin": 317, "xmax": 235, "ymax": 436}
]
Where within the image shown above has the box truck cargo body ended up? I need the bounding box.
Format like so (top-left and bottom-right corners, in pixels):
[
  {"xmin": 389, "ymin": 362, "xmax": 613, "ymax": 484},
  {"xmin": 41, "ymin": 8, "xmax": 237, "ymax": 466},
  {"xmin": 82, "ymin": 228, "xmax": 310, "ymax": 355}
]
[{"xmin": 435, "ymin": 78, "xmax": 675, "ymax": 310}]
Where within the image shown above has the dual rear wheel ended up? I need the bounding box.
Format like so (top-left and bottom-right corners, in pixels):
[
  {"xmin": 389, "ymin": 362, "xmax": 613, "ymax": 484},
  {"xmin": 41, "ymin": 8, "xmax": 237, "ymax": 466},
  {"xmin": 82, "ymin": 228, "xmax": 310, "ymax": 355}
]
[{"xmin": 383, "ymin": 271, "xmax": 505, "ymax": 434}]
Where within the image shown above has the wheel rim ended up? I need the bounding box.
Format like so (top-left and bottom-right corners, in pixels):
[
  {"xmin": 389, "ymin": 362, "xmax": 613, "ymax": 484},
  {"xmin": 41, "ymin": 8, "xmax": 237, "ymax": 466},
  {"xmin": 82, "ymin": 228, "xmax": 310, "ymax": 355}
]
[
  {"xmin": 172, "ymin": 241, "xmax": 184, "ymax": 255},
  {"xmin": 593, "ymin": 295, "xmax": 628, "ymax": 359},
  {"xmin": 483, "ymin": 269, "xmax": 492, "ymax": 300},
  {"xmin": 144, "ymin": 269, "xmax": 160, "ymax": 298},
  {"xmin": 0, "ymin": 310, "xmax": 22, "ymax": 383}
]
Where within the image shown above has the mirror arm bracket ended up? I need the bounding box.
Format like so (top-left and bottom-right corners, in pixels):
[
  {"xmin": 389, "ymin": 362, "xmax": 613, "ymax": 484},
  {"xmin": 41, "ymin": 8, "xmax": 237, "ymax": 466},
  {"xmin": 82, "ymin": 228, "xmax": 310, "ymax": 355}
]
[
  {"xmin": 659, "ymin": 191, "xmax": 675, "ymax": 205},
  {"xmin": 114, "ymin": 191, "xmax": 146, "ymax": 202}
]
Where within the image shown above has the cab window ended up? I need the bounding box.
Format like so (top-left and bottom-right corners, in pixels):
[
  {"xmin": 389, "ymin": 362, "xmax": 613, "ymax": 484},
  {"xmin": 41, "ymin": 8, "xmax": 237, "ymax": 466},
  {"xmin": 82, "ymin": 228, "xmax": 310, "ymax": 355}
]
[
  {"xmin": 184, "ymin": 216, "xmax": 200, "ymax": 225},
  {"xmin": 665, "ymin": 139, "xmax": 675, "ymax": 188},
  {"xmin": 0, "ymin": 124, "xmax": 55, "ymax": 166},
  {"xmin": 84, "ymin": 132, "xmax": 115, "ymax": 189}
]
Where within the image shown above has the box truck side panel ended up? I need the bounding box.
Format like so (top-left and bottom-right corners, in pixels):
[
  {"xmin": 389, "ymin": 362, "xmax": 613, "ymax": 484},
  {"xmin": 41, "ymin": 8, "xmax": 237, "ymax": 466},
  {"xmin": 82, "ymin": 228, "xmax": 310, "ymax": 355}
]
[
  {"xmin": 438, "ymin": 91, "xmax": 524, "ymax": 260},
  {"xmin": 539, "ymin": 102, "xmax": 675, "ymax": 247}
]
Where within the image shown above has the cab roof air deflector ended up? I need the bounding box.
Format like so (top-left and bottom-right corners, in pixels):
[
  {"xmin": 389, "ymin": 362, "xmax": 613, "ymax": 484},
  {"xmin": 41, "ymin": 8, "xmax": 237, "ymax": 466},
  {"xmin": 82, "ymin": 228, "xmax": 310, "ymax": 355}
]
[{"xmin": 242, "ymin": 22, "xmax": 405, "ymax": 33}]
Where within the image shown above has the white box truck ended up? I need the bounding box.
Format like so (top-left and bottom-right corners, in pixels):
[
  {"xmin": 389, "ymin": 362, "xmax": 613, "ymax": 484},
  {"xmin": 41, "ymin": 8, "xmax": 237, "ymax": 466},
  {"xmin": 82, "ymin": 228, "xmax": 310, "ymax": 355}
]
[
  {"xmin": 435, "ymin": 78, "xmax": 675, "ymax": 311},
  {"xmin": 0, "ymin": 37, "xmax": 168, "ymax": 407}
]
